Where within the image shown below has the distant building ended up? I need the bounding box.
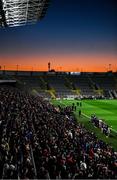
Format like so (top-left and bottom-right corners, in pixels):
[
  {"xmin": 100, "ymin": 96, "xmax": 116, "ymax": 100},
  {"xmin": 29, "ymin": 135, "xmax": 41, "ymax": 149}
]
[
  {"xmin": 0, "ymin": 0, "xmax": 50, "ymax": 27},
  {"xmin": 48, "ymin": 62, "xmax": 51, "ymax": 72}
]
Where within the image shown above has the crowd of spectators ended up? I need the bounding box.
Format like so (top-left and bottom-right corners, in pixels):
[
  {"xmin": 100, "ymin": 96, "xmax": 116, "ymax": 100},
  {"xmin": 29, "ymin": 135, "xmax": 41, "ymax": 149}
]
[
  {"xmin": 91, "ymin": 115, "xmax": 111, "ymax": 137},
  {"xmin": 0, "ymin": 86, "xmax": 117, "ymax": 179}
]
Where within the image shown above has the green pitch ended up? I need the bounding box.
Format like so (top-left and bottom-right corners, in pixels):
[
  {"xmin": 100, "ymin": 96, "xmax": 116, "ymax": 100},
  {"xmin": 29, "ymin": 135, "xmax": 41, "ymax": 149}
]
[
  {"xmin": 52, "ymin": 99, "xmax": 117, "ymax": 132},
  {"xmin": 82, "ymin": 100, "xmax": 117, "ymax": 132},
  {"xmin": 51, "ymin": 99, "xmax": 117, "ymax": 150}
]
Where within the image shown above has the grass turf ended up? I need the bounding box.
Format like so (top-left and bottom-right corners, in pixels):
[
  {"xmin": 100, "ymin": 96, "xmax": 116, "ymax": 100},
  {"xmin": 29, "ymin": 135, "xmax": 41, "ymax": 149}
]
[
  {"xmin": 51, "ymin": 99, "xmax": 117, "ymax": 150},
  {"xmin": 82, "ymin": 100, "xmax": 117, "ymax": 132}
]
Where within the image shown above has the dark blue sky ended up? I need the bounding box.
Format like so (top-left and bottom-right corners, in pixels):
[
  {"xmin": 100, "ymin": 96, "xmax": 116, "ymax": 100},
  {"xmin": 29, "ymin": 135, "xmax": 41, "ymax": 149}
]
[{"xmin": 0, "ymin": 0, "xmax": 117, "ymax": 71}]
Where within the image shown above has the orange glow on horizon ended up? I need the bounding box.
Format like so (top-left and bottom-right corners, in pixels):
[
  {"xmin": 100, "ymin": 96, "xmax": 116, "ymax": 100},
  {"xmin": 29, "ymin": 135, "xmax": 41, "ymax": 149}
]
[{"xmin": 0, "ymin": 53, "xmax": 117, "ymax": 72}]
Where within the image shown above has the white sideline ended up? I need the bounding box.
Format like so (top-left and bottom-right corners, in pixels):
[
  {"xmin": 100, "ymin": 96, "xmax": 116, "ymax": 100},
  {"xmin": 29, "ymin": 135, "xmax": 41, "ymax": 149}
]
[
  {"xmin": 82, "ymin": 113, "xmax": 117, "ymax": 134},
  {"xmin": 55, "ymin": 100, "xmax": 117, "ymax": 134}
]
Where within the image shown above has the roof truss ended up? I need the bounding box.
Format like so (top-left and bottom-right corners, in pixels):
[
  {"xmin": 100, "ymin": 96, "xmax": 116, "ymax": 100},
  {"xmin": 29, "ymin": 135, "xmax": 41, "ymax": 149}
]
[{"xmin": 0, "ymin": 0, "xmax": 50, "ymax": 27}]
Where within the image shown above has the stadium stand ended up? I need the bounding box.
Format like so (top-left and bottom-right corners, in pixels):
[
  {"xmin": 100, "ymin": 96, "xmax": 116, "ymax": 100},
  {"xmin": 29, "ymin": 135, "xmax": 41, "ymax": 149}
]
[
  {"xmin": 44, "ymin": 74, "xmax": 78, "ymax": 98},
  {"xmin": 0, "ymin": 85, "xmax": 117, "ymax": 179},
  {"xmin": 15, "ymin": 76, "xmax": 51, "ymax": 99},
  {"xmin": 91, "ymin": 73, "xmax": 117, "ymax": 99},
  {"xmin": 69, "ymin": 74, "xmax": 97, "ymax": 97},
  {"xmin": 0, "ymin": 71, "xmax": 117, "ymax": 99}
]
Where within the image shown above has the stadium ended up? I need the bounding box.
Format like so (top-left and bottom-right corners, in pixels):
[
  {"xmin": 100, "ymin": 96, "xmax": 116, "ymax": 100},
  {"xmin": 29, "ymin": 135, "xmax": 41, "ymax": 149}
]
[
  {"xmin": 0, "ymin": 0, "xmax": 117, "ymax": 179},
  {"xmin": 0, "ymin": 69, "xmax": 117, "ymax": 179}
]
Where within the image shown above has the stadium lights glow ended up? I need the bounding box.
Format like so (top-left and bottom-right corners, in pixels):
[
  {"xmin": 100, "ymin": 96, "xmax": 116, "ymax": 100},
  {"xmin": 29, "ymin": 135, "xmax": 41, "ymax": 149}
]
[{"xmin": 0, "ymin": 0, "xmax": 50, "ymax": 27}]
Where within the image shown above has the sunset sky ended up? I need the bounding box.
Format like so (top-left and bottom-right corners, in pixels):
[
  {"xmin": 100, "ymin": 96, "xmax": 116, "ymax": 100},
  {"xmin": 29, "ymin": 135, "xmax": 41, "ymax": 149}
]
[{"xmin": 0, "ymin": 0, "xmax": 117, "ymax": 72}]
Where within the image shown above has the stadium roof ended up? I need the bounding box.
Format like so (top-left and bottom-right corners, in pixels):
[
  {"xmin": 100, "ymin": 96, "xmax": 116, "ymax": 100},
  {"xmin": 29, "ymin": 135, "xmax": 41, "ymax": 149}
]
[{"xmin": 0, "ymin": 0, "xmax": 50, "ymax": 27}]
